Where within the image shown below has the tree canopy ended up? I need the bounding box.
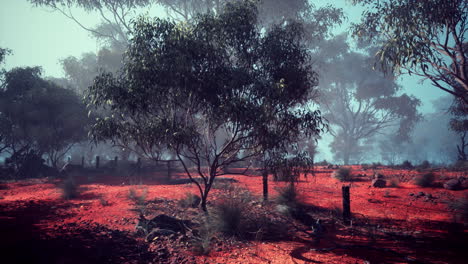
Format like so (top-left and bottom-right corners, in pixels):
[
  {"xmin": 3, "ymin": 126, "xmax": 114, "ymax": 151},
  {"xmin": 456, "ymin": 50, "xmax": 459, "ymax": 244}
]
[
  {"xmin": 0, "ymin": 66, "xmax": 89, "ymax": 171},
  {"xmin": 319, "ymin": 35, "xmax": 421, "ymax": 164},
  {"xmin": 87, "ymin": 1, "xmax": 325, "ymax": 210},
  {"xmin": 352, "ymin": 0, "xmax": 468, "ymax": 104}
]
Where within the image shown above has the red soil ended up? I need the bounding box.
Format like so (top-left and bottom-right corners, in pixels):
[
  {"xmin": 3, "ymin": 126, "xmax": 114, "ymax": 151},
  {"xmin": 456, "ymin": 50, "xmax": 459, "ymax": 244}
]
[{"xmin": 0, "ymin": 166, "xmax": 467, "ymax": 263}]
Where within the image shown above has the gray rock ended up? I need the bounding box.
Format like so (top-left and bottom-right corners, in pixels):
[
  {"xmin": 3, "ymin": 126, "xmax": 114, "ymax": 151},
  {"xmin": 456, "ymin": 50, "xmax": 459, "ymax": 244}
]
[
  {"xmin": 444, "ymin": 179, "xmax": 461, "ymax": 190},
  {"xmin": 371, "ymin": 179, "xmax": 386, "ymax": 188}
]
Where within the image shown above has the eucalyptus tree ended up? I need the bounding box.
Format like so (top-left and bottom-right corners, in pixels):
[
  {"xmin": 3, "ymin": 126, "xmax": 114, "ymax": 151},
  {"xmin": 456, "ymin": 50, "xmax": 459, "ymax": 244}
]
[
  {"xmin": 28, "ymin": 0, "xmax": 157, "ymax": 48},
  {"xmin": 0, "ymin": 67, "xmax": 88, "ymax": 174},
  {"xmin": 319, "ymin": 35, "xmax": 421, "ymax": 165},
  {"xmin": 87, "ymin": 1, "xmax": 325, "ymax": 211},
  {"xmin": 352, "ymin": 0, "xmax": 468, "ymax": 104},
  {"xmin": 450, "ymin": 98, "xmax": 468, "ymax": 161}
]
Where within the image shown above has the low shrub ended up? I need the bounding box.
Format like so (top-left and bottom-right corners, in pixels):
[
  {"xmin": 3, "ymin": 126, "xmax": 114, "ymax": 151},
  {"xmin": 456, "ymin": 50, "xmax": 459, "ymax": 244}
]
[
  {"xmin": 213, "ymin": 200, "xmax": 244, "ymax": 235},
  {"xmin": 275, "ymin": 183, "xmax": 306, "ymax": 218},
  {"xmin": 128, "ymin": 187, "xmax": 147, "ymax": 214},
  {"xmin": 415, "ymin": 172, "xmax": 435, "ymax": 187},
  {"xmin": 331, "ymin": 167, "xmax": 352, "ymax": 182},
  {"xmin": 315, "ymin": 160, "xmax": 329, "ymax": 166},
  {"xmin": 276, "ymin": 184, "xmax": 300, "ymax": 206},
  {"xmin": 178, "ymin": 192, "xmax": 201, "ymax": 208},
  {"xmin": 212, "ymin": 185, "xmax": 253, "ymax": 236},
  {"xmin": 400, "ymin": 160, "xmax": 413, "ymax": 169},
  {"xmin": 191, "ymin": 217, "xmax": 214, "ymax": 255},
  {"xmin": 418, "ymin": 160, "xmax": 431, "ymax": 170},
  {"xmin": 452, "ymin": 160, "xmax": 468, "ymax": 170},
  {"xmin": 61, "ymin": 176, "xmax": 79, "ymax": 200},
  {"xmin": 447, "ymin": 197, "xmax": 468, "ymax": 224}
]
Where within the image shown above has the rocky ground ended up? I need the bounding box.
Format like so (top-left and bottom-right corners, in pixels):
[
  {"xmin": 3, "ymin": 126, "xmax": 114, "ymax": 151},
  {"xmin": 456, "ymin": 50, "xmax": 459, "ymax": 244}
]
[{"xmin": 0, "ymin": 166, "xmax": 467, "ymax": 263}]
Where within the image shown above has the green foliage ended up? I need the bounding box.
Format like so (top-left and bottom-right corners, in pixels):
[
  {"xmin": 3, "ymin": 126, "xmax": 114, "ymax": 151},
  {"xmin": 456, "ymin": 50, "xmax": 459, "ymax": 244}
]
[
  {"xmin": 449, "ymin": 98, "xmax": 468, "ymax": 160},
  {"xmin": 352, "ymin": 0, "xmax": 468, "ymax": 103},
  {"xmin": 267, "ymin": 150, "xmax": 314, "ymax": 182},
  {"xmin": 400, "ymin": 160, "xmax": 413, "ymax": 169},
  {"xmin": 87, "ymin": 1, "xmax": 325, "ymax": 211},
  {"xmin": 418, "ymin": 160, "xmax": 431, "ymax": 170},
  {"xmin": 331, "ymin": 167, "xmax": 352, "ymax": 182},
  {"xmin": 0, "ymin": 67, "xmax": 89, "ymax": 170},
  {"xmin": 319, "ymin": 35, "xmax": 421, "ymax": 164},
  {"xmin": 415, "ymin": 172, "xmax": 435, "ymax": 187}
]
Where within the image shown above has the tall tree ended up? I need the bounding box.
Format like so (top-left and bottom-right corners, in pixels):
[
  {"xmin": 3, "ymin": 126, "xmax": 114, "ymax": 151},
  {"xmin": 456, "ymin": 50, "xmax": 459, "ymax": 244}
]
[
  {"xmin": 450, "ymin": 98, "xmax": 468, "ymax": 160},
  {"xmin": 351, "ymin": 0, "xmax": 468, "ymax": 104},
  {"xmin": 319, "ymin": 35, "xmax": 421, "ymax": 164},
  {"xmin": 0, "ymin": 67, "xmax": 88, "ymax": 171},
  {"xmin": 87, "ymin": 1, "xmax": 325, "ymax": 211}
]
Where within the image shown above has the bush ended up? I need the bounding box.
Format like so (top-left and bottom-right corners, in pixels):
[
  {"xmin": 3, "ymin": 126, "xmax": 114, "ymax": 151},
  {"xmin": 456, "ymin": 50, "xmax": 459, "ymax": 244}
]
[
  {"xmin": 331, "ymin": 167, "xmax": 352, "ymax": 182},
  {"xmin": 61, "ymin": 176, "xmax": 79, "ymax": 199},
  {"xmin": 315, "ymin": 160, "xmax": 329, "ymax": 166},
  {"xmin": 276, "ymin": 184, "xmax": 300, "ymax": 206},
  {"xmin": 415, "ymin": 172, "xmax": 435, "ymax": 187},
  {"xmin": 275, "ymin": 183, "xmax": 306, "ymax": 218},
  {"xmin": 213, "ymin": 200, "xmax": 244, "ymax": 235},
  {"xmin": 191, "ymin": 217, "xmax": 214, "ymax": 255},
  {"xmin": 178, "ymin": 192, "xmax": 201, "ymax": 208},
  {"xmin": 452, "ymin": 160, "xmax": 468, "ymax": 170},
  {"xmin": 128, "ymin": 187, "xmax": 147, "ymax": 214},
  {"xmin": 400, "ymin": 160, "xmax": 413, "ymax": 169},
  {"xmin": 212, "ymin": 185, "xmax": 253, "ymax": 236},
  {"xmin": 448, "ymin": 197, "xmax": 468, "ymax": 224},
  {"xmin": 418, "ymin": 160, "xmax": 431, "ymax": 170}
]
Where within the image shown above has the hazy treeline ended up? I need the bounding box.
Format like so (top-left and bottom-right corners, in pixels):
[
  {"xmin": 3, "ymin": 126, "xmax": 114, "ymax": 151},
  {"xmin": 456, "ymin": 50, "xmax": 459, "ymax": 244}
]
[{"xmin": 0, "ymin": 0, "xmax": 466, "ymax": 173}]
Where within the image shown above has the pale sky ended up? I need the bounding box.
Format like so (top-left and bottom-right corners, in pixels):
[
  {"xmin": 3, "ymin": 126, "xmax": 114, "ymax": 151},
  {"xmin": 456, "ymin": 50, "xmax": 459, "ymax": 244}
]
[{"xmin": 0, "ymin": 0, "xmax": 446, "ymax": 113}]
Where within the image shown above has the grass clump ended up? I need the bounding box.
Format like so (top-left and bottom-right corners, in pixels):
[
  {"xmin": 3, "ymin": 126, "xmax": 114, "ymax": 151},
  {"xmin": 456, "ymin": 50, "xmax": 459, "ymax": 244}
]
[
  {"xmin": 212, "ymin": 185, "xmax": 253, "ymax": 236},
  {"xmin": 448, "ymin": 197, "xmax": 468, "ymax": 224},
  {"xmin": 191, "ymin": 217, "xmax": 214, "ymax": 255},
  {"xmin": 331, "ymin": 167, "xmax": 352, "ymax": 182},
  {"xmin": 61, "ymin": 176, "xmax": 79, "ymax": 200},
  {"xmin": 415, "ymin": 172, "xmax": 435, "ymax": 187},
  {"xmin": 128, "ymin": 187, "xmax": 147, "ymax": 214},
  {"xmin": 275, "ymin": 183, "xmax": 305, "ymax": 218},
  {"xmin": 214, "ymin": 200, "xmax": 244, "ymax": 235}
]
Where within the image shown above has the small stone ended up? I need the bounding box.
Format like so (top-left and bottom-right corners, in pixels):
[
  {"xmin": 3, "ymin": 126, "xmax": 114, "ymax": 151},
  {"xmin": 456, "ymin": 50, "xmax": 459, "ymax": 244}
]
[
  {"xmin": 416, "ymin": 192, "xmax": 425, "ymax": 197},
  {"xmin": 409, "ymin": 193, "xmax": 414, "ymax": 196},
  {"xmin": 444, "ymin": 179, "xmax": 461, "ymax": 190}
]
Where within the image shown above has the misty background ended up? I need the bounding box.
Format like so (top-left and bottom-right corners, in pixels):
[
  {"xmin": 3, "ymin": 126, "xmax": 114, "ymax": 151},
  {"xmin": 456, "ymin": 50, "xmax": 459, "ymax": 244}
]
[{"xmin": 0, "ymin": 0, "xmax": 458, "ymax": 165}]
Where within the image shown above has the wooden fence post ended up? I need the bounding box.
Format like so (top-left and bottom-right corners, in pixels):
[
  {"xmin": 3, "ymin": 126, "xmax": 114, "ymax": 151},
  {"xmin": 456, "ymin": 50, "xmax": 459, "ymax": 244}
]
[
  {"xmin": 342, "ymin": 185, "xmax": 351, "ymax": 225},
  {"xmin": 96, "ymin": 156, "xmax": 100, "ymax": 169}
]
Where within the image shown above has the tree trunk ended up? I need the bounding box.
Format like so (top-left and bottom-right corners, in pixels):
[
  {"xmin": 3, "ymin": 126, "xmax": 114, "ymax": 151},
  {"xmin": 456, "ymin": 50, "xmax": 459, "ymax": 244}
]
[
  {"xmin": 201, "ymin": 192, "xmax": 208, "ymax": 212},
  {"xmin": 262, "ymin": 169, "xmax": 268, "ymax": 201},
  {"xmin": 343, "ymin": 151, "xmax": 350, "ymax": 165},
  {"xmin": 167, "ymin": 160, "xmax": 172, "ymax": 180}
]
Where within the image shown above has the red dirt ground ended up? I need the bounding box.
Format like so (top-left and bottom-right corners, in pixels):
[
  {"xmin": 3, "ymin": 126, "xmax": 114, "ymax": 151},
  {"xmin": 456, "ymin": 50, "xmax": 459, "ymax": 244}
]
[{"xmin": 0, "ymin": 166, "xmax": 467, "ymax": 263}]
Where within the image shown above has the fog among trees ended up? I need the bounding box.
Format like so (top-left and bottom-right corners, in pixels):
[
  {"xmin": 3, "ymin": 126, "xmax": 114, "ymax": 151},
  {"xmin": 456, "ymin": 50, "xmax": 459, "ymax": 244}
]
[{"xmin": 1, "ymin": 0, "xmax": 466, "ymax": 172}]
